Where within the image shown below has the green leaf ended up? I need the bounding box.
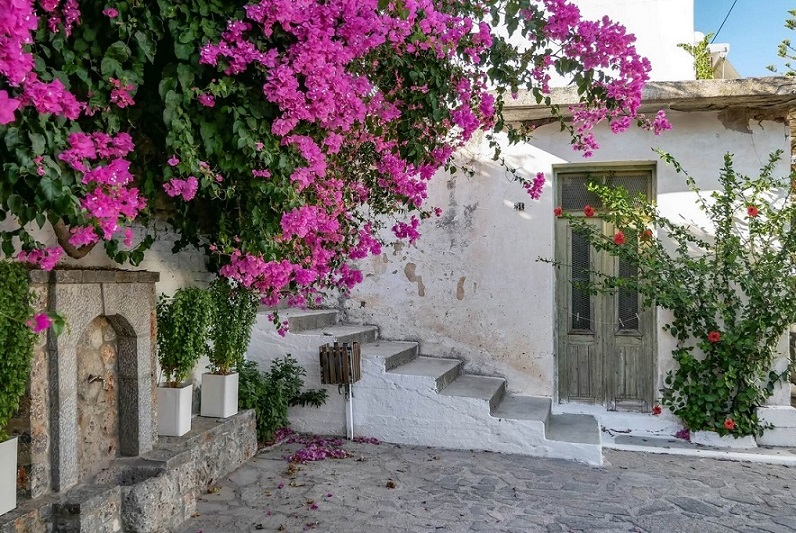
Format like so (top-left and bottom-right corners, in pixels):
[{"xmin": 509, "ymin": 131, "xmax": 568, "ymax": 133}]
[
  {"xmin": 101, "ymin": 57, "xmax": 123, "ymax": 78},
  {"xmin": 29, "ymin": 132, "xmax": 45, "ymax": 154},
  {"xmin": 134, "ymin": 31, "xmax": 157, "ymax": 63}
]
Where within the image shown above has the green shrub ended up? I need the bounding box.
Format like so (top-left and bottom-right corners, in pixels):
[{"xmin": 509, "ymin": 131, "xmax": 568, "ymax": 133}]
[
  {"xmin": 0, "ymin": 261, "xmax": 36, "ymax": 442},
  {"xmin": 207, "ymin": 279, "xmax": 259, "ymax": 375},
  {"xmin": 156, "ymin": 287, "xmax": 213, "ymax": 387},
  {"xmin": 238, "ymin": 356, "xmax": 328, "ymax": 443},
  {"xmin": 556, "ymin": 152, "xmax": 796, "ymax": 436}
]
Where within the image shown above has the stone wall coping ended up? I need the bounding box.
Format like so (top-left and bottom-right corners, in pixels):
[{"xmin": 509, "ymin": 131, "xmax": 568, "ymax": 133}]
[
  {"xmin": 501, "ymin": 76, "xmax": 796, "ymax": 122},
  {"xmin": 27, "ymin": 269, "xmax": 160, "ymax": 285}
]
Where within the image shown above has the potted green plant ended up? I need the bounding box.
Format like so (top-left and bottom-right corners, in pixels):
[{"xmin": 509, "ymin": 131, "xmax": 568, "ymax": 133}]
[
  {"xmin": 0, "ymin": 261, "xmax": 36, "ymax": 516},
  {"xmin": 156, "ymin": 287, "xmax": 213, "ymax": 436},
  {"xmin": 201, "ymin": 279, "xmax": 259, "ymax": 418}
]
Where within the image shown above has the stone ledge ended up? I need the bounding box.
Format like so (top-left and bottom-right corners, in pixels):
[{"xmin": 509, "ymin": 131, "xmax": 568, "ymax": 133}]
[
  {"xmin": 502, "ymin": 76, "xmax": 796, "ymax": 122},
  {"xmin": 0, "ymin": 410, "xmax": 256, "ymax": 533},
  {"xmin": 26, "ymin": 269, "xmax": 161, "ymax": 285}
]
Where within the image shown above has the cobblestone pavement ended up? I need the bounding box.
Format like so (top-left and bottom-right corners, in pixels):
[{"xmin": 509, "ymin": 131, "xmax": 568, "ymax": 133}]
[{"xmin": 179, "ymin": 438, "xmax": 796, "ymax": 533}]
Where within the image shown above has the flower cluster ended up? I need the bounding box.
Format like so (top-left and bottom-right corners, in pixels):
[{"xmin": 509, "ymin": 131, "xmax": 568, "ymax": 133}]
[{"xmin": 58, "ymin": 132, "xmax": 144, "ymax": 247}]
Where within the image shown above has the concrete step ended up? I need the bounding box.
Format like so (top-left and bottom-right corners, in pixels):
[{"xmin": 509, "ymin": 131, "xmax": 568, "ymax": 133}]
[
  {"xmin": 388, "ymin": 356, "xmax": 461, "ymax": 392},
  {"xmin": 546, "ymin": 413, "xmax": 601, "ymax": 445},
  {"xmin": 257, "ymin": 308, "xmax": 339, "ymax": 332},
  {"xmin": 300, "ymin": 324, "xmax": 378, "ymax": 345},
  {"xmin": 287, "ymin": 309, "xmax": 339, "ymax": 332},
  {"xmin": 493, "ymin": 395, "xmax": 551, "ymax": 423},
  {"xmin": 440, "ymin": 375, "xmax": 506, "ymax": 413},
  {"xmin": 361, "ymin": 341, "xmax": 418, "ymax": 370}
]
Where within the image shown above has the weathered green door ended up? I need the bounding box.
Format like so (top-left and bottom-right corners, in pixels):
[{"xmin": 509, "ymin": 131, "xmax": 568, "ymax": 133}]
[{"xmin": 555, "ymin": 170, "xmax": 655, "ymax": 412}]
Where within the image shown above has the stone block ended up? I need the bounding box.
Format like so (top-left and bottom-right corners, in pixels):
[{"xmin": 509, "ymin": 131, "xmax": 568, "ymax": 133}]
[
  {"xmin": 53, "ymin": 270, "xmax": 83, "ymax": 284},
  {"xmin": 81, "ymin": 270, "xmax": 117, "ymax": 284},
  {"xmin": 54, "ymin": 485, "xmax": 122, "ymax": 533},
  {"xmin": 101, "ymin": 284, "xmax": 154, "ymax": 338},
  {"xmin": 27, "ymin": 270, "xmax": 49, "ymax": 284}
]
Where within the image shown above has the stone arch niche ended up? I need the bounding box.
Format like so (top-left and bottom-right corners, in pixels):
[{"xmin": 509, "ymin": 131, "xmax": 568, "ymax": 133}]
[{"xmin": 19, "ymin": 269, "xmax": 159, "ymax": 495}]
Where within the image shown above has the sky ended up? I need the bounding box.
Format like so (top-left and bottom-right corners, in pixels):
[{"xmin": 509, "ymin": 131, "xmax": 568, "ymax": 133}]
[{"xmin": 694, "ymin": 0, "xmax": 794, "ymax": 77}]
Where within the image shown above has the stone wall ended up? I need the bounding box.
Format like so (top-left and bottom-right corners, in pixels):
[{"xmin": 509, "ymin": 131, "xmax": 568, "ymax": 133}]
[{"xmin": 0, "ymin": 410, "xmax": 256, "ymax": 533}]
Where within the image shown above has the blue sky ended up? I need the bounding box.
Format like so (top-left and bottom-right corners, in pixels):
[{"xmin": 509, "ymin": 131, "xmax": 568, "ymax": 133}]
[{"xmin": 695, "ymin": 0, "xmax": 794, "ymax": 77}]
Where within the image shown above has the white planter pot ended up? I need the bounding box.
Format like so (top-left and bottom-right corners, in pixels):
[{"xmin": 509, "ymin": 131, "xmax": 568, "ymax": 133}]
[
  {"xmin": 200, "ymin": 373, "xmax": 239, "ymax": 419},
  {"xmin": 157, "ymin": 383, "xmax": 193, "ymax": 437},
  {"xmin": 0, "ymin": 437, "xmax": 18, "ymax": 516}
]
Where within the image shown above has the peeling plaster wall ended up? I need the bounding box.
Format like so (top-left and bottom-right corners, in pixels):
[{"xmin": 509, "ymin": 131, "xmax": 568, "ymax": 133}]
[{"xmin": 345, "ymin": 109, "xmax": 790, "ymax": 401}]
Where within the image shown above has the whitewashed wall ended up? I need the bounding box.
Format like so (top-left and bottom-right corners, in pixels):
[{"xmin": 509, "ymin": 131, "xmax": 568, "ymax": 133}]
[
  {"xmin": 570, "ymin": 0, "xmax": 695, "ymax": 82},
  {"xmin": 344, "ymin": 109, "xmax": 790, "ymax": 401},
  {"xmin": 1, "ymin": 221, "xmax": 210, "ymax": 297}
]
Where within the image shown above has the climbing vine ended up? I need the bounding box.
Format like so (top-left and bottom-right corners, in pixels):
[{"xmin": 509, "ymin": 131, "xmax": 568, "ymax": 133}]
[{"xmin": 0, "ymin": 261, "xmax": 37, "ymax": 441}]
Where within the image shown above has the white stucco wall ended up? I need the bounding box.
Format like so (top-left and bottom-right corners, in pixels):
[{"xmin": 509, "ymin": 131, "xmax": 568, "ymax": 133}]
[
  {"xmin": 570, "ymin": 0, "xmax": 695, "ymax": 82},
  {"xmin": 345, "ymin": 109, "xmax": 790, "ymax": 402}
]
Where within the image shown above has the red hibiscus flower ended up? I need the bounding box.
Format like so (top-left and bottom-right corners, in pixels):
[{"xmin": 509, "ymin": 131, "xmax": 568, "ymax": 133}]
[
  {"xmin": 554, "ymin": 206, "xmax": 563, "ymax": 217},
  {"xmin": 708, "ymin": 331, "xmax": 721, "ymax": 343},
  {"xmin": 747, "ymin": 205, "xmax": 759, "ymax": 218},
  {"xmin": 724, "ymin": 418, "xmax": 735, "ymax": 431},
  {"xmin": 583, "ymin": 205, "xmax": 595, "ymax": 217},
  {"xmin": 613, "ymin": 231, "xmax": 625, "ymax": 245},
  {"xmin": 652, "ymin": 404, "xmax": 662, "ymax": 415},
  {"xmin": 641, "ymin": 229, "xmax": 653, "ymax": 241}
]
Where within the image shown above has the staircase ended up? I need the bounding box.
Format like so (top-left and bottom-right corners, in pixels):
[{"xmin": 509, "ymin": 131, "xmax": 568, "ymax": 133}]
[{"xmin": 247, "ymin": 308, "xmax": 602, "ymax": 465}]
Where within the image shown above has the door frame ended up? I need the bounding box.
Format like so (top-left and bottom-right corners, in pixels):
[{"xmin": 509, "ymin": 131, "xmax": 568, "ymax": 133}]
[{"xmin": 551, "ymin": 162, "xmax": 659, "ymax": 411}]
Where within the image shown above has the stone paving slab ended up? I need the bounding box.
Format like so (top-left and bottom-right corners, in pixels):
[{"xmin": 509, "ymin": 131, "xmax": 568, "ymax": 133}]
[{"xmin": 179, "ymin": 439, "xmax": 796, "ymax": 533}]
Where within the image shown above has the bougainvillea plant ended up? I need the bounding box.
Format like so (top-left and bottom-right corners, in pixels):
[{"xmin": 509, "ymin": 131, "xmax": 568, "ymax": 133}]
[
  {"xmin": 554, "ymin": 152, "xmax": 796, "ymax": 437},
  {"xmin": 0, "ymin": 0, "xmax": 668, "ymax": 333}
]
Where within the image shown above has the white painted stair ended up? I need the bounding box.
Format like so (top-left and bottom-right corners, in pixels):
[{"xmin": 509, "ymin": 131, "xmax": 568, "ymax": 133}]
[{"xmin": 247, "ymin": 309, "xmax": 602, "ymax": 465}]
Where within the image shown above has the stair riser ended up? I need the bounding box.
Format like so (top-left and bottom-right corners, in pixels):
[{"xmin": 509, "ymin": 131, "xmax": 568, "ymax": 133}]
[
  {"xmin": 489, "ymin": 381, "xmax": 507, "ymax": 414},
  {"xmin": 434, "ymin": 363, "xmax": 462, "ymax": 391},
  {"xmin": 383, "ymin": 345, "xmax": 419, "ymax": 371},
  {"xmin": 287, "ymin": 311, "xmax": 339, "ymax": 332}
]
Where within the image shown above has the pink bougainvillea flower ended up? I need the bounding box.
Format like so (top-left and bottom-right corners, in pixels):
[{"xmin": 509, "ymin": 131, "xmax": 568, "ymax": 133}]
[
  {"xmin": 613, "ymin": 231, "xmax": 625, "ymax": 245},
  {"xmin": 708, "ymin": 330, "xmax": 721, "ymax": 343},
  {"xmin": 163, "ymin": 176, "xmax": 198, "ymax": 201},
  {"xmin": 167, "ymin": 156, "xmax": 180, "ymax": 166},
  {"xmin": 747, "ymin": 205, "xmax": 759, "ymax": 218},
  {"xmin": 255, "ymin": 142, "xmax": 264, "ymax": 151},
  {"xmin": 583, "ymin": 205, "xmax": 595, "ymax": 217},
  {"xmin": 554, "ymin": 207, "xmax": 563, "ymax": 217},
  {"xmin": 651, "ymin": 405, "xmax": 662, "ymax": 416},
  {"xmin": 524, "ymin": 172, "xmax": 546, "ymax": 200},
  {"xmin": 724, "ymin": 418, "xmax": 735, "ymax": 431},
  {"xmin": 197, "ymin": 93, "xmax": 215, "ymax": 107},
  {"xmin": 102, "ymin": 7, "xmax": 118, "ymax": 18},
  {"xmin": 27, "ymin": 313, "xmax": 53, "ymax": 333},
  {"xmin": 0, "ymin": 90, "xmax": 21, "ymax": 124}
]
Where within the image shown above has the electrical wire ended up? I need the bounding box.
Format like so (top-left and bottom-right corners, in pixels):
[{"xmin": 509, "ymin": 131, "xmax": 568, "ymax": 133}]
[{"xmin": 711, "ymin": 0, "xmax": 739, "ymax": 43}]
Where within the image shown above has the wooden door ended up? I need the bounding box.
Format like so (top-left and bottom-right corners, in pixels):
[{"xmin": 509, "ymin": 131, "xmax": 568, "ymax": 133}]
[{"xmin": 555, "ymin": 170, "xmax": 655, "ymax": 412}]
